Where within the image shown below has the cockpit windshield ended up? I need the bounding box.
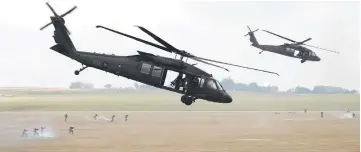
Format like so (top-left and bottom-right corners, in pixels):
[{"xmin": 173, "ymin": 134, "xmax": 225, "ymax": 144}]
[
  {"xmin": 203, "ymin": 78, "xmax": 224, "ymax": 91},
  {"xmin": 204, "ymin": 78, "xmax": 218, "ymax": 90}
]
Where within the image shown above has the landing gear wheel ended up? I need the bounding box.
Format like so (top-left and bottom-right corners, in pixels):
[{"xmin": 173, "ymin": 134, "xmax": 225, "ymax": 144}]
[
  {"xmin": 74, "ymin": 65, "xmax": 88, "ymax": 75},
  {"xmin": 181, "ymin": 95, "xmax": 194, "ymax": 106},
  {"xmin": 301, "ymin": 60, "xmax": 306, "ymax": 63}
]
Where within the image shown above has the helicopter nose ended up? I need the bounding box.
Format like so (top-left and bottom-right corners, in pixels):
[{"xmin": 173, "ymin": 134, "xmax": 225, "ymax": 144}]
[
  {"xmin": 317, "ymin": 56, "xmax": 321, "ymax": 61},
  {"xmin": 223, "ymin": 93, "xmax": 233, "ymax": 103}
]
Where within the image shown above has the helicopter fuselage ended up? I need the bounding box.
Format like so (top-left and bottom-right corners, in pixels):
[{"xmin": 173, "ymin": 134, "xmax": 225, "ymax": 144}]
[
  {"xmin": 51, "ymin": 43, "xmax": 233, "ymax": 105},
  {"xmin": 44, "ymin": 12, "xmax": 234, "ymax": 106},
  {"xmin": 253, "ymin": 44, "xmax": 321, "ymax": 62}
]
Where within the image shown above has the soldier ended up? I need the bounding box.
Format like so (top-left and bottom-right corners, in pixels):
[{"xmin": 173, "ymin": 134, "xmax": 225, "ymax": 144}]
[
  {"xmin": 64, "ymin": 114, "xmax": 68, "ymax": 122},
  {"xmin": 40, "ymin": 127, "xmax": 45, "ymax": 135},
  {"xmin": 69, "ymin": 127, "xmax": 74, "ymax": 135},
  {"xmin": 21, "ymin": 129, "xmax": 28, "ymax": 138},
  {"xmin": 353, "ymin": 113, "xmax": 356, "ymax": 118},
  {"xmin": 125, "ymin": 114, "xmax": 128, "ymax": 121},
  {"xmin": 110, "ymin": 115, "xmax": 115, "ymax": 122},
  {"xmin": 321, "ymin": 112, "xmax": 323, "ymax": 118},
  {"xmin": 93, "ymin": 114, "xmax": 98, "ymax": 120},
  {"xmin": 304, "ymin": 108, "xmax": 307, "ymax": 113},
  {"xmin": 34, "ymin": 128, "xmax": 39, "ymax": 136}
]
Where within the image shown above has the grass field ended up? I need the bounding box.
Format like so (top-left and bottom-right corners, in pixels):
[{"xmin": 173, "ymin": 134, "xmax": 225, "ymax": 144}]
[
  {"xmin": 0, "ymin": 91, "xmax": 359, "ymax": 151},
  {"xmin": 0, "ymin": 111, "xmax": 359, "ymax": 152},
  {"xmin": 0, "ymin": 91, "xmax": 359, "ymax": 111}
]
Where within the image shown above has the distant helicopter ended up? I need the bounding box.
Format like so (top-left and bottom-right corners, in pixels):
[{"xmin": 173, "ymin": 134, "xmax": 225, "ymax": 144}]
[
  {"xmin": 244, "ymin": 26, "xmax": 339, "ymax": 63},
  {"xmin": 39, "ymin": 3, "xmax": 279, "ymax": 106}
]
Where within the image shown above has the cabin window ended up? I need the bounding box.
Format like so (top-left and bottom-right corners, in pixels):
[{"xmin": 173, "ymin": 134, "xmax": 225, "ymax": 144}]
[
  {"xmin": 151, "ymin": 66, "xmax": 162, "ymax": 77},
  {"xmin": 286, "ymin": 48, "xmax": 294, "ymax": 52},
  {"xmin": 193, "ymin": 77, "xmax": 201, "ymax": 86},
  {"xmin": 140, "ymin": 63, "xmax": 152, "ymax": 74}
]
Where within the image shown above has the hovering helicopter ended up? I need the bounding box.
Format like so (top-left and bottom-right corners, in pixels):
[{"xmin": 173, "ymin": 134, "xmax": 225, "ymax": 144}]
[
  {"xmin": 40, "ymin": 3, "xmax": 279, "ymax": 106},
  {"xmin": 244, "ymin": 26, "xmax": 339, "ymax": 63}
]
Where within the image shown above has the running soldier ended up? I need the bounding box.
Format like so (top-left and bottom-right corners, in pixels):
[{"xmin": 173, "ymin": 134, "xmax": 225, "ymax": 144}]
[
  {"xmin": 304, "ymin": 108, "xmax": 307, "ymax": 113},
  {"xmin": 125, "ymin": 114, "xmax": 128, "ymax": 121},
  {"xmin": 21, "ymin": 129, "xmax": 27, "ymax": 138},
  {"xmin": 40, "ymin": 127, "xmax": 45, "ymax": 135},
  {"xmin": 69, "ymin": 127, "xmax": 74, "ymax": 135},
  {"xmin": 110, "ymin": 115, "xmax": 115, "ymax": 122},
  {"xmin": 64, "ymin": 114, "xmax": 68, "ymax": 122},
  {"xmin": 34, "ymin": 128, "xmax": 39, "ymax": 136},
  {"xmin": 321, "ymin": 112, "xmax": 324, "ymax": 118},
  {"xmin": 353, "ymin": 113, "xmax": 356, "ymax": 118},
  {"xmin": 93, "ymin": 114, "xmax": 98, "ymax": 120}
]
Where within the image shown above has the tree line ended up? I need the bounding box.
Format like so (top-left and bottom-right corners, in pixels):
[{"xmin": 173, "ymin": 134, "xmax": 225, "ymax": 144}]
[
  {"xmin": 219, "ymin": 77, "xmax": 358, "ymax": 94},
  {"xmin": 69, "ymin": 78, "xmax": 359, "ymax": 94}
]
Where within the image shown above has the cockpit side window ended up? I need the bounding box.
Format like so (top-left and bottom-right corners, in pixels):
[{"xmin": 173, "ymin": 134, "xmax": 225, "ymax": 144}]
[
  {"xmin": 215, "ymin": 80, "xmax": 224, "ymax": 90},
  {"xmin": 199, "ymin": 78, "xmax": 205, "ymax": 88}
]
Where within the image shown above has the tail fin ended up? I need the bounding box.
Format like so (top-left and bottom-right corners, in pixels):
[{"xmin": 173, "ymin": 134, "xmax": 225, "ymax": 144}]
[
  {"xmin": 244, "ymin": 26, "xmax": 259, "ymax": 46},
  {"xmin": 39, "ymin": 2, "xmax": 77, "ymax": 56},
  {"xmin": 50, "ymin": 17, "xmax": 76, "ymax": 55}
]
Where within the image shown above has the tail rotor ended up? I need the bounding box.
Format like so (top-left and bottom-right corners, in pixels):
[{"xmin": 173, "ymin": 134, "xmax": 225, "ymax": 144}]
[
  {"xmin": 39, "ymin": 2, "xmax": 77, "ymax": 35},
  {"xmin": 244, "ymin": 26, "xmax": 259, "ymax": 37}
]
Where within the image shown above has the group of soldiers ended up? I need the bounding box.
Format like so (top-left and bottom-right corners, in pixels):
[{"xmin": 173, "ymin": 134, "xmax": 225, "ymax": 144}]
[
  {"xmin": 21, "ymin": 127, "xmax": 46, "ymax": 138},
  {"xmin": 22, "ymin": 113, "xmax": 129, "ymax": 138},
  {"xmin": 304, "ymin": 108, "xmax": 356, "ymax": 118},
  {"xmin": 63, "ymin": 113, "xmax": 129, "ymax": 135},
  {"xmin": 91, "ymin": 113, "xmax": 128, "ymax": 122},
  {"xmin": 275, "ymin": 108, "xmax": 357, "ymax": 119}
]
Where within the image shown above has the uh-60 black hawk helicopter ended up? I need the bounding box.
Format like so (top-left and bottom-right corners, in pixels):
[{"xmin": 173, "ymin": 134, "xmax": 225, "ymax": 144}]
[
  {"xmin": 40, "ymin": 3, "xmax": 279, "ymax": 106},
  {"xmin": 244, "ymin": 26, "xmax": 339, "ymax": 63}
]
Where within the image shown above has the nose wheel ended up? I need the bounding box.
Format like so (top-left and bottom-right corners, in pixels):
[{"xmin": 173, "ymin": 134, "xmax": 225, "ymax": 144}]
[
  {"xmin": 181, "ymin": 95, "xmax": 196, "ymax": 106},
  {"xmin": 74, "ymin": 65, "xmax": 88, "ymax": 75}
]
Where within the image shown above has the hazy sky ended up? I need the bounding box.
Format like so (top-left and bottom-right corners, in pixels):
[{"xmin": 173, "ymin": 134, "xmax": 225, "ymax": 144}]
[{"xmin": 0, "ymin": 0, "xmax": 359, "ymax": 91}]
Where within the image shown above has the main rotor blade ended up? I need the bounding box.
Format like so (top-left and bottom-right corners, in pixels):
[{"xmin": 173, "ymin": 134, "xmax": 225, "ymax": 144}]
[
  {"xmin": 40, "ymin": 22, "xmax": 53, "ymax": 30},
  {"xmin": 247, "ymin": 26, "xmax": 252, "ymax": 32},
  {"xmin": 263, "ymin": 30, "xmax": 296, "ymax": 43},
  {"xmin": 299, "ymin": 38, "xmax": 312, "ymax": 44},
  {"xmin": 194, "ymin": 56, "xmax": 279, "ymax": 76},
  {"xmin": 302, "ymin": 44, "xmax": 339, "ymax": 54},
  {"xmin": 191, "ymin": 57, "xmax": 229, "ymax": 72},
  {"xmin": 60, "ymin": 6, "xmax": 77, "ymax": 18},
  {"xmin": 46, "ymin": 2, "xmax": 59, "ymax": 17},
  {"xmin": 96, "ymin": 25, "xmax": 171, "ymax": 53},
  {"xmin": 134, "ymin": 25, "xmax": 178, "ymax": 51}
]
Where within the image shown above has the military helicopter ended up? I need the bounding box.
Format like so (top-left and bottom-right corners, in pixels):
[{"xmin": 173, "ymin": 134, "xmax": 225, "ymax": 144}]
[
  {"xmin": 40, "ymin": 3, "xmax": 279, "ymax": 106},
  {"xmin": 244, "ymin": 26, "xmax": 339, "ymax": 63}
]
